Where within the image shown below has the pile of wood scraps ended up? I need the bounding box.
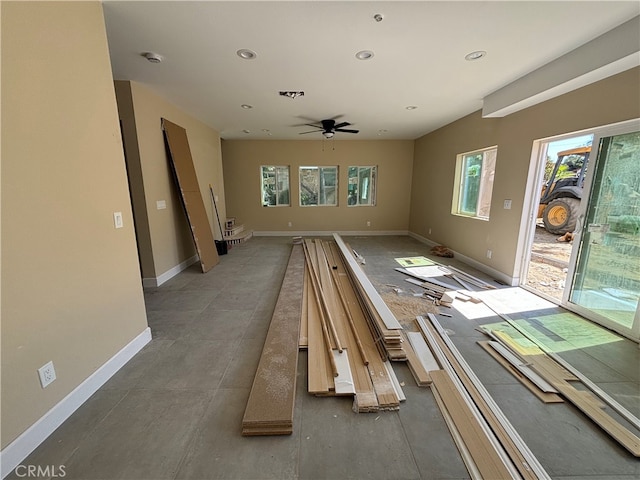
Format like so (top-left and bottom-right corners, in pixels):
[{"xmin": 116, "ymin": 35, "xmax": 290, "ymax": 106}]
[{"xmin": 395, "ymin": 264, "xmax": 491, "ymax": 306}]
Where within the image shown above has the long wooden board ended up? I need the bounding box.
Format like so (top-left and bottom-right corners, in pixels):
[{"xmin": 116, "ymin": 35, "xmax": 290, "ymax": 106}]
[
  {"xmin": 161, "ymin": 118, "xmax": 218, "ymax": 272},
  {"xmin": 431, "ymin": 370, "xmax": 515, "ymax": 480},
  {"xmin": 477, "ymin": 341, "xmax": 564, "ymax": 404},
  {"xmin": 242, "ymin": 244, "xmax": 304, "ymax": 435}
]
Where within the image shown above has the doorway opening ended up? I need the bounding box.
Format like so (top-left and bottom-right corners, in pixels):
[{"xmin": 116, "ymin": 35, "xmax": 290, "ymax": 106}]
[{"xmin": 525, "ymin": 134, "xmax": 593, "ymax": 302}]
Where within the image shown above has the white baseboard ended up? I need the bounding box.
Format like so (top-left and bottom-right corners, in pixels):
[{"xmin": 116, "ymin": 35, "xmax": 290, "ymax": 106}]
[
  {"xmin": 142, "ymin": 255, "xmax": 198, "ymax": 287},
  {"xmin": 0, "ymin": 328, "xmax": 152, "ymax": 479},
  {"xmin": 253, "ymin": 230, "xmax": 409, "ymax": 237},
  {"xmin": 408, "ymin": 231, "xmax": 516, "ymax": 286}
]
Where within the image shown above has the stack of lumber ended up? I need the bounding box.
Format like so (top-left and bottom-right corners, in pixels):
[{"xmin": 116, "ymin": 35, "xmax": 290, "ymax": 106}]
[
  {"xmin": 416, "ymin": 314, "xmax": 552, "ymax": 480},
  {"xmin": 242, "ymin": 244, "xmax": 304, "ymax": 435},
  {"xmin": 302, "ymin": 238, "xmax": 402, "ymax": 412},
  {"xmin": 333, "ymin": 234, "xmax": 405, "ymax": 360}
]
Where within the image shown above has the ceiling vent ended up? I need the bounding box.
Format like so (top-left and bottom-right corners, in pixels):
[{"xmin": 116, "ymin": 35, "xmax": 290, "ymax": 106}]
[{"xmin": 279, "ymin": 91, "xmax": 304, "ymax": 99}]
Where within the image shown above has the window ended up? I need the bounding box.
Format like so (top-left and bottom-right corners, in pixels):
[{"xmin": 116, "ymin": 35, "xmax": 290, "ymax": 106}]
[
  {"xmin": 261, "ymin": 166, "xmax": 290, "ymax": 206},
  {"xmin": 348, "ymin": 166, "xmax": 377, "ymax": 206},
  {"xmin": 299, "ymin": 166, "xmax": 338, "ymax": 206},
  {"xmin": 452, "ymin": 147, "xmax": 497, "ymax": 219}
]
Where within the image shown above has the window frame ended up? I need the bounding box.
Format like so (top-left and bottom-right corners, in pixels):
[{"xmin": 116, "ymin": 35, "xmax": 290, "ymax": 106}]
[
  {"xmin": 260, "ymin": 165, "xmax": 290, "ymax": 207},
  {"xmin": 299, "ymin": 166, "xmax": 339, "ymax": 207},
  {"xmin": 451, "ymin": 146, "xmax": 497, "ymax": 220},
  {"xmin": 347, "ymin": 166, "xmax": 377, "ymax": 207}
]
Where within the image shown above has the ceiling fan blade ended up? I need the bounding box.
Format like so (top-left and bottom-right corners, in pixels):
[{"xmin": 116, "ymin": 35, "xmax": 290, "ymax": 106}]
[
  {"xmin": 335, "ymin": 128, "xmax": 359, "ymax": 134},
  {"xmin": 303, "ymin": 123, "xmax": 323, "ymax": 128},
  {"xmin": 299, "ymin": 129, "xmax": 323, "ymax": 134},
  {"xmin": 333, "ymin": 122, "xmax": 351, "ymax": 129}
]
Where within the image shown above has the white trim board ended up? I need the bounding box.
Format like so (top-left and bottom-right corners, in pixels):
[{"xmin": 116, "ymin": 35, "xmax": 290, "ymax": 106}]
[
  {"xmin": 408, "ymin": 231, "xmax": 516, "ymax": 286},
  {"xmin": 142, "ymin": 255, "xmax": 198, "ymax": 287},
  {"xmin": 0, "ymin": 328, "xmax": 152, "ymax": 479}
]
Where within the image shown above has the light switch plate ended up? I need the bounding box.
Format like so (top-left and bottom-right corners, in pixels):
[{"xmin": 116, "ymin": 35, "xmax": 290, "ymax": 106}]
[
  {"xmin": 113, "ymin": 212, "xmax": 123, "ymax": 229},
  {"xmin": 156, "ymin": 200, "xmax": 167, "ymax": 210}
]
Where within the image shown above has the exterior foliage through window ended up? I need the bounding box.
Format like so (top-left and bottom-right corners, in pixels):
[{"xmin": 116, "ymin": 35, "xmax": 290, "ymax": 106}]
[{"xmin": 261, "ymin": 166, "xmax": 290, "ymax": 206}]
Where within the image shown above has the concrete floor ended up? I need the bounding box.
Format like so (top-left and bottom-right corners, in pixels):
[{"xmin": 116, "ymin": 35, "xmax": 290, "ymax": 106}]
[{"xmin": 8, "ymin": 236, "xmax": 640, "ymax": 480}]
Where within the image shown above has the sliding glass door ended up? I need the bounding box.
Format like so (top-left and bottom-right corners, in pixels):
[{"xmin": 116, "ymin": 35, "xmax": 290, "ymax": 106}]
[{"xmin": 567, "ymin": 127, "xmax": 640, "ymax": 340}]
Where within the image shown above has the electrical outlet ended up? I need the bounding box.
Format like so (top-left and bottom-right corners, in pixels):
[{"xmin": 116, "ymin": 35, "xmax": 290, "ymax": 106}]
[
  {"xmin": 38, "ymin": 361, "xmax": 56, "ymax": 388},
  {"xmin": 366, "ymin": 221, "xmax": 371, "ymax": 227},
  {"xmin": 288, "ymin": 221, "xmax": 292, "ymax": 227},
  {"xmin": 486, "ymin": 249, "xmax": 492, "ymax": 259},
  {"xmin": 428, "ymin": 228, "xmax": 432, "ymax": 235},
  {"xmin": 156, "ymin": 200, "xmax": 167, "ymax": 210},
  {"xmin": 503, "ymin": 199, "xmax": 512, "ymax": 210}
]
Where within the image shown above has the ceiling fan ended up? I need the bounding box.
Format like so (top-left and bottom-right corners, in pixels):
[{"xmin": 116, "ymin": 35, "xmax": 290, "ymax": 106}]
[{"xmin": 299, "ymin": 119, "xmax": 359, "ymax": 139}]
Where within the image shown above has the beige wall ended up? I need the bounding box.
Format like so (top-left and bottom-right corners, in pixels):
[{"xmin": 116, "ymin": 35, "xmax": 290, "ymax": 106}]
[
  {"xmin": 118, "ymin": 81, "xmax": 225, "ymax": 280},
  {"xmin": 1, "ymin": 1, "xmax": 148, "ymax": 448},
  {"xmin": 410, "ymin": 67, "xmax": 640, "ymax": 281},
  {"xmin": 221, "ymin": 140, "xmax": 414, "ymax": 232}
]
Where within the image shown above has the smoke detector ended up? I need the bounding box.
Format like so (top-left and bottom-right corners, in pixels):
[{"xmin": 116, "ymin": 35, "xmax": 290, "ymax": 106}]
[{"xmin": 142, "ymin": 52, "xmax": 163, "ymax": 63}]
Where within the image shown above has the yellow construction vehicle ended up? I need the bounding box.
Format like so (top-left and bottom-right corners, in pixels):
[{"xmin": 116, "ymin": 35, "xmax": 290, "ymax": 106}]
[{"xmin": 538, "ymin": 146, "xmax": 590, "ymax": 234}]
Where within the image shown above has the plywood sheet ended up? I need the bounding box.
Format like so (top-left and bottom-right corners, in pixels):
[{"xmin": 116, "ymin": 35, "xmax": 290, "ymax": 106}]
[{"xmin": 162, "ymin": 118, "xmax": 218, "ymax": 272}]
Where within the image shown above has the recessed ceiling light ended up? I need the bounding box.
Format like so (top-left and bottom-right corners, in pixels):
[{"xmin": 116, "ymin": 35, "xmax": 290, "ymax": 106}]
[
  {"xmin": 141, "ymin": 52, "xmax": 163, "ymax": 63},
  {"xmin": 355, "ymin": 50, "xmax": 375, "ymax": 60},
  {"xmin": 237, "ymin": 49, "xmax": 257, "ymax": 60},
  {"xmin": 406, "ymin": 105, "xmax": 418, "ymax": 110},
  {"xmin": 465, "ymin": 50, "xmax": 486, "ymax": 61},
  {"xmin": 373, "ymin": 13, "xmax": 384, "ymax": 22},
  {"xmin": 242, "ymin": 129, "xmax": 251, "ymax": 134},
  {"xmin": 241, "ymin": 104, "xmax": 253, "ymax": 109}
]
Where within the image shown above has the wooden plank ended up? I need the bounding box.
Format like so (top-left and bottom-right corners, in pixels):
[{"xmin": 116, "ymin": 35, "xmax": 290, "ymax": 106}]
[
  {"xmin": 525, "ymin": 353, "xmax": 640, "ymax": 457},
  {"xmin": 161, "ymin": 119, "xmax": 219, "ymax": 272},
  {"xmin": 431, "ymin": 370, "xmax": 516, "ymax": 480},
  {"xmin": 488, "ymin": 341, "xmax": 558, "ymax": 393},
  {"xmin": 242, "ymin": 244, "xmax": 303, "ymax": 436},
  {"xmin": 333, "ymin": 234, "xmax": 402, "ymax": 330},
  {"xmin": 431, "ymin": 385, "xmax": 482, "ymax": 480},
  {"xmin": 384, "ymin": 360, "xmax": 406, "ymax": 402},
  {"xmin": 406, "ymin": 331, "xmax": 440, "ymax": 371},
  {"xmin": 299, "ymin": 268, "xmax": 309, "ymax": 349},
  {"xmin": 333, "ymin": 349, "xmax": 356, "ymax": 395},
  {"xmin": 477, "ymin": 341, "xmax": 564, "ymax": 404},
  {"xmin": 306, "ymin": 268, "xmax": 332, "ymax": 395},
  {"xmin": 401, "ymin": 331, "xmax": 432, "ymax": 386}
]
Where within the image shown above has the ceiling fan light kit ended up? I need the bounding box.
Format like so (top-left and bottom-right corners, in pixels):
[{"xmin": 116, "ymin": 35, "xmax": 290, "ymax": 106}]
[{"xmin": 299, "ymin": 118, "xmax": 359, "ymax": 138}]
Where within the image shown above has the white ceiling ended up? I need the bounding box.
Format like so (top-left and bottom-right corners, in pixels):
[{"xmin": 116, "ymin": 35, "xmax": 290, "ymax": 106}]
[{"xmin": 103, "ymin": 1, "xmax": 640, "ymax": 140}]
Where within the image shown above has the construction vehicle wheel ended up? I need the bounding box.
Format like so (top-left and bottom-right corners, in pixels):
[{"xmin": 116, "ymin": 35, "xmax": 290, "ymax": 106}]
[{"xmin": 542, "ymin": 198, "xmax": 580, "ymax": 234}]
